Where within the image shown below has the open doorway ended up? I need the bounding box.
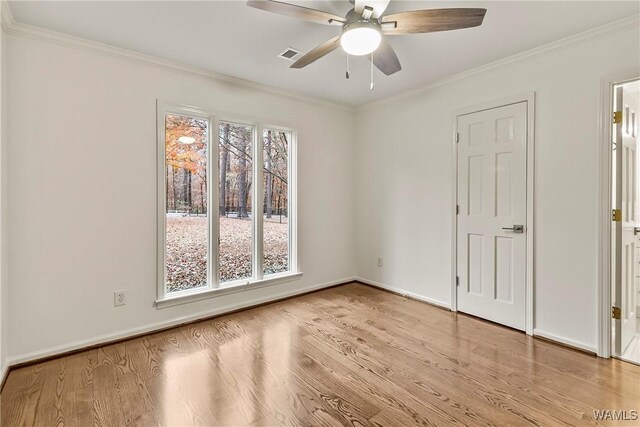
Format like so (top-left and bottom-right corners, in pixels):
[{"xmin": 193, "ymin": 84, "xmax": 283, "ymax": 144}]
[{"xmin": 611, "ymin": 79, "xmax": 640, "ymax": 364}]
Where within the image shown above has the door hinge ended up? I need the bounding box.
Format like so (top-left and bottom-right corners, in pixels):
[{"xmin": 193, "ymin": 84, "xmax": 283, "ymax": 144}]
[
  {"xmin": 612, "ymin": 306, "xmax": 621, "ymax": 319},
  {"xmin": 456, "ymin": 276, "xmax": 460, "ymax": 287},
  {"xmin": 612, "ymin": 209, "xmax": 622, "ymax": 222},
  {"xmin": 613, "ymin": 111, "xmax": 623, "ymax": 124},
  {"xmin": 456, "ymin": 205, "xmax": 459, "ymax": 215},
  {"xmin": 455, "ymin": 133, "xmax": 459, "ymax": 143}
]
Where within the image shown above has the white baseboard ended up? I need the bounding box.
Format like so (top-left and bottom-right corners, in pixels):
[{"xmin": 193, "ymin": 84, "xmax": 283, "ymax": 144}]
[
  {"xmin": 0, "ymin": 360, "xmax": 8, "ymax": 389},
  {"xmin": 8, "ymin": 277, "xmax": 355, "ymax": 366},
  {"xmin": 533, "ymin": 328, "xmax": 598, "ymax": 354},
  {"xmin": 355, "ymin": 276, "xmax": 451, "ymax": 310}
]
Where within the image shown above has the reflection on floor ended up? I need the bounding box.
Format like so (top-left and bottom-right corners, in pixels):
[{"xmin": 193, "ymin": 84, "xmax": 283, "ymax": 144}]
[{"xmin": 621, "ymin": 317, "xmax": 640, "ymax": 363}]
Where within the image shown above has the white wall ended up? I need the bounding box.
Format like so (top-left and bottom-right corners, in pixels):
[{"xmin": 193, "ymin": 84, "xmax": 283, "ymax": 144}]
[
  {"xmin": 354, "ymin": 23, "xmax": 640, "ymax": 351},
  {"xmin": 0, "ymin": 5, "xmax": 6, "ymax": 377},
  {"xmin": 6, "ymin": 34, "xmax": 356, "ymax": 361}
]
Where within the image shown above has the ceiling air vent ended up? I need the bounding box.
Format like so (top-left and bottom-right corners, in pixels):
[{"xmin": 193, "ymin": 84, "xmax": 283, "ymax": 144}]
[{"xmin": 278, "ymin": 47, "xmax": 300, "ymax": 61}]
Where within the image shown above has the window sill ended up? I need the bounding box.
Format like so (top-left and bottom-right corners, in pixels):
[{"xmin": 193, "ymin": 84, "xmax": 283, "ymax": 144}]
[{"xmin": 155, "ymin": 272, "xmax": 303, "ymax": 309}]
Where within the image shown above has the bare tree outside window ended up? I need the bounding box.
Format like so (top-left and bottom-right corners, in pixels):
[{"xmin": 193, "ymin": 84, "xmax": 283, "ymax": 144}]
[
  {"xmin": 263, "ymin": 129, "xmax": 290, "ymax": 275},
  {"xmin": 165, "ymin": 114, "xmax": 208, "ymax": 292},
  {"xmin": 218, "ymin": 122, "xmax": 254, "ymax": 283}
]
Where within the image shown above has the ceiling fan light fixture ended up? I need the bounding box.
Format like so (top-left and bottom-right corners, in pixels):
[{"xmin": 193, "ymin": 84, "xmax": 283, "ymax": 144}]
[{"xmin": 340, "ymin": 22, "xmax": 381, "ymax": 56}]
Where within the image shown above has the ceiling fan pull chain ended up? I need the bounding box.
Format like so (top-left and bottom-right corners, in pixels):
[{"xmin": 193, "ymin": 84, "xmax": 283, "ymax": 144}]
[
  {"xmin": 370, "ymin": 52, "xmax": 375, "ymax": 91},
  {"xmin": 346, "ymin": 54, "xmax": 350, "ymax": 79}
]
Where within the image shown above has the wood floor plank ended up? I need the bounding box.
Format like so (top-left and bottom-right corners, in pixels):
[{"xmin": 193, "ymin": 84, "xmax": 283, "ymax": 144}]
[
  {"xmin": 2, "ymin": 283, "xmax": 639, "ymax": 426},
  {"xmin": 92, "ymin": 364, "xmax": 125, "ymax": 426}
]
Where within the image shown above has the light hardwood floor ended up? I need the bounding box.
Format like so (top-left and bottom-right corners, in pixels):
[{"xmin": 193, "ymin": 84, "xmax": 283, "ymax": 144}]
[{"xmin": 2, "ymin": 283, "xmax": 639, "ymax": 426}]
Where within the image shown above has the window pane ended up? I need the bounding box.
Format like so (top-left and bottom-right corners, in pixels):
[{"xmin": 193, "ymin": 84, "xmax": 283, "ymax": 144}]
[
  {"xmin": 165, "ymin": 114, "xmax": 208, "ymax": 292},
  {"xmin": 262, "ymin": 129, "xmax": 290, "ymax": 275},
  {"xmin": 219, "ymin": 122, "xmax": 254, "ymax": 283}
]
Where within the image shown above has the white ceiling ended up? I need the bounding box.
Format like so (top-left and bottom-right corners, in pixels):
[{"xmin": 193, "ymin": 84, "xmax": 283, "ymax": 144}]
[{"xmin": 7, "ymin": 1, "xmax": 640, "ymax": 106}]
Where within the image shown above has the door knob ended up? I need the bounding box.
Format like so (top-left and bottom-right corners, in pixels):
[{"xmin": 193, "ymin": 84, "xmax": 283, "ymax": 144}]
[{"xmin": 502, "ymin": 225, "xmax": 524, "ymax": 233}]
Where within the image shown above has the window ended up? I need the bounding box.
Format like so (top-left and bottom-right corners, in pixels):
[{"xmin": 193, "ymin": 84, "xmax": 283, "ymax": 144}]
[
  {"xmin": 218, "ymin": 121, "xmax": 254, "ymax": 283},
  {"xmin": 263, "ymin": 128, "xmax": 291, "ymax": 275},
  {"xmin": 164, "ymin": 113, "xmax": 209, "ymax": 293},
  {"xmin": 158, "ymin": 103, "xmax": 298, "ymax": 304}
]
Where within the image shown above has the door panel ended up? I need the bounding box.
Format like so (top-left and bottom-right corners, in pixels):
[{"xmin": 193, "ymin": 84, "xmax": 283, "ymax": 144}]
[
  {"xmin": 468, "ymin": 155, "xmax": 484, "ymax": 214},
  {"xmin": 495, "ymin": 236, "xmax": 513, "ymax": 303},
  {"xmin": 495, "ymin": 153, "xmax": 513, "ymax": 217},
  {"xmin": 468, "ymin": 234, "xmax": 484, "ymax": 295},
  {"xmin": 457, "ymin": 102, "xmax": 527, "ymax": 330}
]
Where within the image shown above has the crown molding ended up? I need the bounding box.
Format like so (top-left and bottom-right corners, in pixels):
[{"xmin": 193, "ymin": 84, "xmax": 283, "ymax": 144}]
[
  {"xmin": 356, "ymin": 14, "xmax": 640, "ymax": 112},
  {"xmin": 0, "ymin": 0, "xmax": 14, "ymax": 32},
  {"xmin": 3, "ymin": 19, "xmax": 356, "ymax": 113}
]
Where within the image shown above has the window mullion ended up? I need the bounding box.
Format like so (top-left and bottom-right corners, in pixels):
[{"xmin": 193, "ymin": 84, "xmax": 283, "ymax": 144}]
[
  {"xmin": 211, "ymin": 117, "xmax": 220, "ymax": 289},
  {"xmin": 289, "ymin": 131, "xmax": 297, "ymax": 273},
  {"xmin": 254, "ymin": 124, "xmax": 264, "ymax": 281},
  {"xmin": 157, "ymin": 104, "xmax": 168, "ymax": 301}
]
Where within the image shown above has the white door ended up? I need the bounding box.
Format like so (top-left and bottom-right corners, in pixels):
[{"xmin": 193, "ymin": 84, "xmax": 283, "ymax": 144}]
[
  {"xmin": 614, "ymin": 85, "xmax": 637, "ymax": 355},
  {"xmin": 457, "ymin": 102, "xmax": 527, "ymax": 330}
]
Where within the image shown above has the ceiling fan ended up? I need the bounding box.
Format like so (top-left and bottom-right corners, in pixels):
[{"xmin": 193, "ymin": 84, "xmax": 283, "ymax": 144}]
[{"xmin": 247, "ymin": 0, "xmax": 487, "ymax": 76}]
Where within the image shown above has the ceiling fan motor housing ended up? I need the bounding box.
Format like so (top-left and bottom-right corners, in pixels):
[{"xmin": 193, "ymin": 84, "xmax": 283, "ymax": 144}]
[{"xmin": 343, "ymin": 9, "xmax": 380, "ymax": 27}]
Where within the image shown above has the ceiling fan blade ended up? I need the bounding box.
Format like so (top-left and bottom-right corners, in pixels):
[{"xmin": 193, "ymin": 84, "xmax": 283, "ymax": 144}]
[
  {"xmin": 382, "ymin": 8, "xmax": 487, "ymax": 35},
  {"xmin": 354, "ymin": 0, "xmax": 390, "ymax": 19},
  {"xmin": 247, "ymin": 0, "xmax": 345, "ymax": 26},
  {"xmin": 291, "ymin": 35, "xmax": 341, "ymax": 69},
  {"xmin": 370, "ymin": 39, "xmax": 401, "ymax": 76}
]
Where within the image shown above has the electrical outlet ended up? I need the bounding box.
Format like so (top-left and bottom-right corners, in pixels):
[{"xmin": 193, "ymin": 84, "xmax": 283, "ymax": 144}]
[
  {"xmin": 114, "ymin": 290, "xmax": 126, "ymax": 307},
  {"xmin": 377, "ymin": 257, "xmax": 383, "ymax": 267}
]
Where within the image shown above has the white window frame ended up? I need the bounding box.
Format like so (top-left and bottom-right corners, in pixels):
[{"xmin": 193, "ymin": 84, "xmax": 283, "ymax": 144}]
[{"xmin": 156, "ymin": 101, "xmax": 300, "ymax": 308}]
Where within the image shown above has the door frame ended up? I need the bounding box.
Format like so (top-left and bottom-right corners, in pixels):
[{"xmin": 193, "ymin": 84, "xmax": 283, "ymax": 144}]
[
  {"xmin": 597, "ymin": 71, "xmax": 640, "ymax": 358},
  {"xmin": 450, "ymin": 92, "xmax": 536, "ymax": 335}
]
